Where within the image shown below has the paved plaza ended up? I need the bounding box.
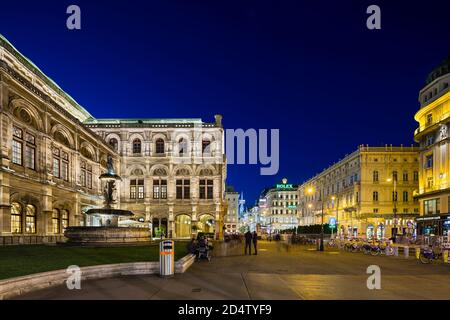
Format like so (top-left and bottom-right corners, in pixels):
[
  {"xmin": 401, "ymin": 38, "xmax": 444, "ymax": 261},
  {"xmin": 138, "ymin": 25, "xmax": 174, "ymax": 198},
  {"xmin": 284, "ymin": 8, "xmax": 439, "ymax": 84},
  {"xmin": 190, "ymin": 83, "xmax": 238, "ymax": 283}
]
[{"xmin": 16, "ymin": 241, "xmax": 450, "ymax": 300}]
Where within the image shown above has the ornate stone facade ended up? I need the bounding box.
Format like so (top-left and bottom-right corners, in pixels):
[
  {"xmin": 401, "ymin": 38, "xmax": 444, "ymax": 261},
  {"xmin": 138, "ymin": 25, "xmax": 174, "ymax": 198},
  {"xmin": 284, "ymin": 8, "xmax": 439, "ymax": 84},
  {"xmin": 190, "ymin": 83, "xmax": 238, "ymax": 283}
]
[
  {"xmin": 298, "ymin": 145, "xmax": 420, "ymax": 239},
  {"xmin": 0, "ymin": 35, "xmax": 226, "ymax": 244}
]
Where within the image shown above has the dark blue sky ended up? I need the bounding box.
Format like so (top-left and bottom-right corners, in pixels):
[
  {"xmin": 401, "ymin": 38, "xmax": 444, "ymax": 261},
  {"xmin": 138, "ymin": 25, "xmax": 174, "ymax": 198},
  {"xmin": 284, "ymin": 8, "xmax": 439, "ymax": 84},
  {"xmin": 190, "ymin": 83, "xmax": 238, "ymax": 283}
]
[{"xmin": 1, "ymin": 0, "xmax": 449, "ymax": 206}]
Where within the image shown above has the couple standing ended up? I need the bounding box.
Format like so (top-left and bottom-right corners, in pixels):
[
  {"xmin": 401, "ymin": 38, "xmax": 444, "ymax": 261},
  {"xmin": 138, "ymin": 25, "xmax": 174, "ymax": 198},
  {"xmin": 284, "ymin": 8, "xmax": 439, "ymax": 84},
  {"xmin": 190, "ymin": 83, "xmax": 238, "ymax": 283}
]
[{"xmin": 244, "ymin": 230, "xmax": 258, "ymax": 255}]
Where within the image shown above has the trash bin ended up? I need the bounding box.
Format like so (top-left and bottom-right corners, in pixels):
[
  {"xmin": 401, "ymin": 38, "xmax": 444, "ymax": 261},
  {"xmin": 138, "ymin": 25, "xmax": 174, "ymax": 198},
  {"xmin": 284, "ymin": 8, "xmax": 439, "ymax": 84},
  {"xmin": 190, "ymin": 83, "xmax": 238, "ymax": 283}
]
[{"xmin": 159, "ymin": 240, "xmax": 174, "ymax": 277}]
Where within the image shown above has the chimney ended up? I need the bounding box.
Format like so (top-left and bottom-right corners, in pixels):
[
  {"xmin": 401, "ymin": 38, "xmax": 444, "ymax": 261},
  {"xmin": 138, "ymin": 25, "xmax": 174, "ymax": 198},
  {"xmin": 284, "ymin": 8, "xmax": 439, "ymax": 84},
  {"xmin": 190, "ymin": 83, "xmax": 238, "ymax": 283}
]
[{"xmin": 214, "ymin": 114, "xmax": 223, "ymax": 127}]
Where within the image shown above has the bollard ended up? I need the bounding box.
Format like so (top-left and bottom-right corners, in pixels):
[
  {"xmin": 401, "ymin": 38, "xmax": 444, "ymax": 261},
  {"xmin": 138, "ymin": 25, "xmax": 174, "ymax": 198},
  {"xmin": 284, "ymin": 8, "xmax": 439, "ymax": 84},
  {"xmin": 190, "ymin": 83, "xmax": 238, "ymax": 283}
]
[
  {"xmin": 444, "ymin": 250, "xmax": 449, "ymax": 263},
  {"xmin": 159, "ymin": 240, "xmax": 174, "ymax": 277},
  {"xmin": 404, "ymin": 246, "xmax": 409, "ymax": 259},
  {"xmin": 415, "ymin": 247, "xmax": 420, "ymax": 259},
  {"xmin": 393, "ymin": 246, "xmax": 399, "ymax": 257}
]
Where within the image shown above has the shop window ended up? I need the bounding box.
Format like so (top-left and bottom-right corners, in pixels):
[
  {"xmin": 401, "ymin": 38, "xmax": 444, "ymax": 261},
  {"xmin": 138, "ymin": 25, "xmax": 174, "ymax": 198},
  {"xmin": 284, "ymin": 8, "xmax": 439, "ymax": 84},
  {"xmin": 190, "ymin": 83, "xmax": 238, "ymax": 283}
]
[{"xmin": 424, "ymin": 198, "xmax": 440, "ymax": 215}]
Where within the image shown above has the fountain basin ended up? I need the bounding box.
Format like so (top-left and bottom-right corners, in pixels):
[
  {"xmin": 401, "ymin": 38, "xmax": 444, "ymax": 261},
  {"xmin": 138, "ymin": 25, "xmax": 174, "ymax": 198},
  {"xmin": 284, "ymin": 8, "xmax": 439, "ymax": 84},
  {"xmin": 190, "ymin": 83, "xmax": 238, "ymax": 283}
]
[{"xmin": 64, "ymin": 226, "xmax": 151, "ymax": 246}]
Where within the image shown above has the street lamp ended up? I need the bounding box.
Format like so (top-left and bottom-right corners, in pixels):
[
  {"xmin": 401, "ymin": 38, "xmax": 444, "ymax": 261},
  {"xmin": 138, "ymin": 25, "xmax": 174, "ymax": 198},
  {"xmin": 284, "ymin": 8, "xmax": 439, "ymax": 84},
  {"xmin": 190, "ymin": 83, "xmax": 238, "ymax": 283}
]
[
  {"xmin": 387, "ymin": 177, "xmax": 398, "ymax": 242},
  {"xmin": 331, "ymin": 195, "xmax": 339, "ymax": 239},
  {"xmin": 307, "ymin": 186, "xmax": 324, "ymax": 251}
]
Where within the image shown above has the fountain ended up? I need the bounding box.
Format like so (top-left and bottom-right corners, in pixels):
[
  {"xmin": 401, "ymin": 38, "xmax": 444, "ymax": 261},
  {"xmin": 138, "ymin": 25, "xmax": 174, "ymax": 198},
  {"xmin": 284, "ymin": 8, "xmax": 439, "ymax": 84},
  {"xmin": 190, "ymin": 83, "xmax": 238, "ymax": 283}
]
[{"xmin": 64, "ymin": 156, "xmax": 151, "ymax": 246}]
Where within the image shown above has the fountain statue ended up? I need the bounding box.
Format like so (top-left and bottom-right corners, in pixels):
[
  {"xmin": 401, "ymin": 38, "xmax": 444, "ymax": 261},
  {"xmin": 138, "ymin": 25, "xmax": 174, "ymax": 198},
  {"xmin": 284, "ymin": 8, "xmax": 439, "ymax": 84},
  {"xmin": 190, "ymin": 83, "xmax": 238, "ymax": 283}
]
[{"xmin": 64, "ymin": 155, "xmax": 151, "ymax": 246}]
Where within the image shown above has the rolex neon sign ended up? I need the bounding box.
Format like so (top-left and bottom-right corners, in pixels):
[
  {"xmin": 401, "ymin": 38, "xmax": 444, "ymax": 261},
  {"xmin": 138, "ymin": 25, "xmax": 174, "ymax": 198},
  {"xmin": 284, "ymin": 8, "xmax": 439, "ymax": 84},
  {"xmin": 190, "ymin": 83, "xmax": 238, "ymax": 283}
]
[
  {"xmin": 276, "ymin": 178, "xmax": 293, "ymax": 189},
  {"xmin": 276, "ymin": 184, "xmax": 293, "ymax": 189}
]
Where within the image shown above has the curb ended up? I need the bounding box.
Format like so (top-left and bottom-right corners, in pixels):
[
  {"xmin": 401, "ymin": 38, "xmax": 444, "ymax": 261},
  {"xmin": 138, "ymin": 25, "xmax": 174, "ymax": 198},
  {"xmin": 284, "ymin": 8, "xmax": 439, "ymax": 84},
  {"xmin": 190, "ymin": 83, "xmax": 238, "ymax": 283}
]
[{"xmin": 0, "ymin": 254, "xmax": 195, "ymax": 300}]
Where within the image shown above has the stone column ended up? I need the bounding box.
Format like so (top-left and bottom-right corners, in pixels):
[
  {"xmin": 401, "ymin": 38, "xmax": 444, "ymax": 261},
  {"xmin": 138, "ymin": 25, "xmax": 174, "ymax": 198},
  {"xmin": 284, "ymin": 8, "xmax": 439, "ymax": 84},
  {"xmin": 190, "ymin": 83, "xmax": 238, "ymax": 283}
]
[
  {"xmin": 215, "ymin": 203, "xmax": 221, "ymax": 240},
  {"xmin": 41, "ymin": 185, "xmax": 53, "ymax": 235},
  {"xmin": 191, "ymin": 204, "xmax": 198, "ymax": 237},
  {"xmin": 0, "ymin": 150, "xmax": 11, "ymax": 235}
]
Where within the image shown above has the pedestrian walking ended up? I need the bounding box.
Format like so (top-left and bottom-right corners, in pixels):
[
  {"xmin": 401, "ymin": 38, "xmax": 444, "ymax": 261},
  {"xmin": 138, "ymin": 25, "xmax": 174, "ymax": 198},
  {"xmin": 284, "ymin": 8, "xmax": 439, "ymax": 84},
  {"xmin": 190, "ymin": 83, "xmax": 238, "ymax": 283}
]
[
  {"xmin": 252, "ymin": 231, "xmax": 258, "ymax": 255},
  {"xmin": 244, "ymin": 230, "xmax": 252, "ymax": 255}
]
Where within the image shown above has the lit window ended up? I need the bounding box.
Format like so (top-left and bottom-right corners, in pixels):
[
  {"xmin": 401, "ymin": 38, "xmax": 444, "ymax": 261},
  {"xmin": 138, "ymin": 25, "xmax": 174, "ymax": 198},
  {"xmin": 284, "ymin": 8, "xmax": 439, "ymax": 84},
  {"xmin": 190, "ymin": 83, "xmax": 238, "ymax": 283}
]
[
  {"xmin": 52, "ymin": 209, "xmax": 60, "ymax": 234},
  {"xmin": 62, "ymin": 210, "xmax": 69, "ymax": 230},
  {"xmin": 130, "ymin": 179, "xmax": 144, "ymax": 199},
  {"xmin": 153, "ymin": 179, "xmax": 167, "ymax": 199},
  {"xmin": 25, "ymin": 204, "xmax": 36, "ymax": 234},
  {"xmin": 11, "ymin": 202, "xmax": 22, "ymax": 234}
]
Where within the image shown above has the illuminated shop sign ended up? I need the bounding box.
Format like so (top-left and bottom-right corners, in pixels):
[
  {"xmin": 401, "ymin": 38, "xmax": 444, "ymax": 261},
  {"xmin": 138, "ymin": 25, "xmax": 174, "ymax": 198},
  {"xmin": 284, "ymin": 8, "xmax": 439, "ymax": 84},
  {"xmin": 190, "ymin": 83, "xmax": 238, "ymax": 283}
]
[
  {"xmin": 287, "ymin": 205, "xmax": 297, "ymax": 209},
  {"xmin": 276, "ymin": 184, "xmax": 293, "ymax": 189}
]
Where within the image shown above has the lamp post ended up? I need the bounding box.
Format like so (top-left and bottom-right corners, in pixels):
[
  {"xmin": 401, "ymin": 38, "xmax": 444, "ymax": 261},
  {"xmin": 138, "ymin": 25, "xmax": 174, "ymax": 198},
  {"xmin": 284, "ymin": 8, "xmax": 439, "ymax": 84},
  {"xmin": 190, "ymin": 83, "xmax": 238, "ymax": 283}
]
[
  {"xmin": 319, "ymin": 187, "xmax": 324, "ymax": 251},
  {"xmin": 387, "ymin": 178, "xmax": 398, "ymax": 242},
  {"xmin": 306, "ymin": 186, "xmax": 324, "ymax": 251},
  {"xmin": 332, "ymin": 195, "xmax": 339, "ymax": 239}
]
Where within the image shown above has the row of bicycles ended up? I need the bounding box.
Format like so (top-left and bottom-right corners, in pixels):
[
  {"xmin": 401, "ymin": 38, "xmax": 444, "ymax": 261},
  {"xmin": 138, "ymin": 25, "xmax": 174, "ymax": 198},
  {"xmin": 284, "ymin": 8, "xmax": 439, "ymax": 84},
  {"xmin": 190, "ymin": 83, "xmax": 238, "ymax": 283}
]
[
  {"xmin": 329, "ymin": 238, "xmax": 395, "ymax": 256},
  {"xmin": 328, "ymin": 238, "xmax": 448, "ymax": 263}
]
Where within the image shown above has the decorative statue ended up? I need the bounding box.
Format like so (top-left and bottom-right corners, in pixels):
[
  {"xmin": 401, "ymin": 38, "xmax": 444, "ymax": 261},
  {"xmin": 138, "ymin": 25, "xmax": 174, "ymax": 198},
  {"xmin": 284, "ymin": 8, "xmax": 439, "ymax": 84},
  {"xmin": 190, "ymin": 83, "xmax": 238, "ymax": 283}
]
[
  {"xmin": 103, "ymin": 180, "xmax": 116, "ymax": 207},
  {"xmin": 107, "ymin": 155, "xmax": 115, "ymax": 175}
]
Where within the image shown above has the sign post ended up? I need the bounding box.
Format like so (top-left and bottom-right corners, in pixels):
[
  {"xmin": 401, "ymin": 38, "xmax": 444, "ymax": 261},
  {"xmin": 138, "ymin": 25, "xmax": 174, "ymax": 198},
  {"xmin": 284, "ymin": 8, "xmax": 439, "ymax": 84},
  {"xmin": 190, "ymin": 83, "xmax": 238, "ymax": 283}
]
[{"xmin": 329, "ymin": 217, "xmax": 336, "ymax": 239}]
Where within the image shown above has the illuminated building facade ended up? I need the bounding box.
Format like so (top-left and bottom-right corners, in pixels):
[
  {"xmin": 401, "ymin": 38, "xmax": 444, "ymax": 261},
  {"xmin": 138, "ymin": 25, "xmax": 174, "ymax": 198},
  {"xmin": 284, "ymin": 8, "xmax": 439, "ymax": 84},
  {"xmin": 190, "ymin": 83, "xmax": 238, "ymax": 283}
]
[
  {"xmin": 414, "ymin": 53, "xmax": 450, "ymax": 238},
  {"xmin": 260, "ymin": 178, "xmax": 299, "ymax": 233},
  {"xmin": 298, "ymin": 145, "xmax": 420, "ymax": 239},
  {"xmin": 0, "ymin": 35, "xmax": 226, "ymax": 244},
  {"xmin": 224, "ymin": 187, "xmax": 239, "ymax": 234}
]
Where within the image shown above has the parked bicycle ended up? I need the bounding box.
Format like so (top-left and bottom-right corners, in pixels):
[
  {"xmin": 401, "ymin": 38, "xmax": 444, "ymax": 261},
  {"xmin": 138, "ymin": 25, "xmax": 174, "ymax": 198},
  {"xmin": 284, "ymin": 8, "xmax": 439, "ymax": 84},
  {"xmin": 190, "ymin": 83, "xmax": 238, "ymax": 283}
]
[{"xmin": 419, "ymin": 245, "xmax": 443, "ymax": 264}]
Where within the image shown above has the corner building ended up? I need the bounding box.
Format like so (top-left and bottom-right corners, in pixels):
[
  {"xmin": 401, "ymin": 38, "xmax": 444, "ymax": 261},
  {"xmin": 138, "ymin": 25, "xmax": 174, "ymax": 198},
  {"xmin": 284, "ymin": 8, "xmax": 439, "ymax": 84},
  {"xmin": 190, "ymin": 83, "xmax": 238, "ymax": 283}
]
[
  {"xmin": 0, "ymin": 35, "xmax": 226, "ymax": 244},
  {"xmin": 414, "ymin": 53, "xmax": 450, "ymax": 238}
]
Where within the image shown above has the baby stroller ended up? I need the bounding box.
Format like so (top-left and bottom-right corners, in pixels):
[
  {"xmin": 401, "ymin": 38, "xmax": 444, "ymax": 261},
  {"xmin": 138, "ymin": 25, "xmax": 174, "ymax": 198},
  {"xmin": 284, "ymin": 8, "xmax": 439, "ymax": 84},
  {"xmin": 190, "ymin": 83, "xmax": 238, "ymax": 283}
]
[{"xmin": 196, "ymin": 240, "xmax": 212, "ymax": 262}]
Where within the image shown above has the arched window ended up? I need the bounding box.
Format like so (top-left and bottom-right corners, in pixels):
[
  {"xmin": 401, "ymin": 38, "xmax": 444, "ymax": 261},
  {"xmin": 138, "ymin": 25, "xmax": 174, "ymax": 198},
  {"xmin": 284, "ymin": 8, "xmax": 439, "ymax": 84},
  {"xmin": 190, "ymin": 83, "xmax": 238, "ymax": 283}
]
[
  {"xmin": 52, "ymin": 209, "xmax": 60, "ymax": 234},
  {"xmin": 109, "ymin": 138, "xmax": 118, "ymax": 151},
  {"xmin": 11, "ymin": 202, "xmax": 22, "ymax": 234},
  {"xmin": 202, "ymin": 139, "xmax": 211, "ymax": 155},
  {"xmin": 25, "ymin": 204, "xmax": 36, "ymax": 234},
  {"xmin": 132, "ymin": 139, "xmax": 141, "ymax": 154},
  {"xmin": 178, "ymin": 138, "xmax": 187, "ymax": 156},
  {"xmin": 155, "ymin": 138, "xmax": 164, "ymax": 154},
  {"xmin": 62, "ymin": 210, "xmax": 69, "ymax": 230}
]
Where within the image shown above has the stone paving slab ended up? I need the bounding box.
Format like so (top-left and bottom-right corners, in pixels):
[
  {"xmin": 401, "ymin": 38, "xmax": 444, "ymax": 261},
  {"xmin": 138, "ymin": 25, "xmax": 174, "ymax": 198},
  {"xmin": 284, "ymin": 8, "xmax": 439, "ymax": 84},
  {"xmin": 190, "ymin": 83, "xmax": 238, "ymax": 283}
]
[{"xmin": 15, "ymin": 241, "xmax": 450, "ymax": 300}]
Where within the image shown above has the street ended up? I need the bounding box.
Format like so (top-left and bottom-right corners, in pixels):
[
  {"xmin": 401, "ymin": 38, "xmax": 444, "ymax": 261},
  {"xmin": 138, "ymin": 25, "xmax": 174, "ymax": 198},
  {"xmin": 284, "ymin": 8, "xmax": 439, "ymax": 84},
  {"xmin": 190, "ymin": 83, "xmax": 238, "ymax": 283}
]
[{"xmin": 16, "ymin": 241, "xmax": 450, "ymax": 300}]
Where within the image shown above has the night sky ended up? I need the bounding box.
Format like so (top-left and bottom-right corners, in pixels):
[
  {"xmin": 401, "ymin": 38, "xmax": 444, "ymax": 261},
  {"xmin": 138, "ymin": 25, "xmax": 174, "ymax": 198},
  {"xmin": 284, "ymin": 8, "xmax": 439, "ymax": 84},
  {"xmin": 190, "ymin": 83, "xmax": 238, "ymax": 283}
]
[{"xmin": 1, "ymin": 1, "xmax": 449, "ymax": 206}]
